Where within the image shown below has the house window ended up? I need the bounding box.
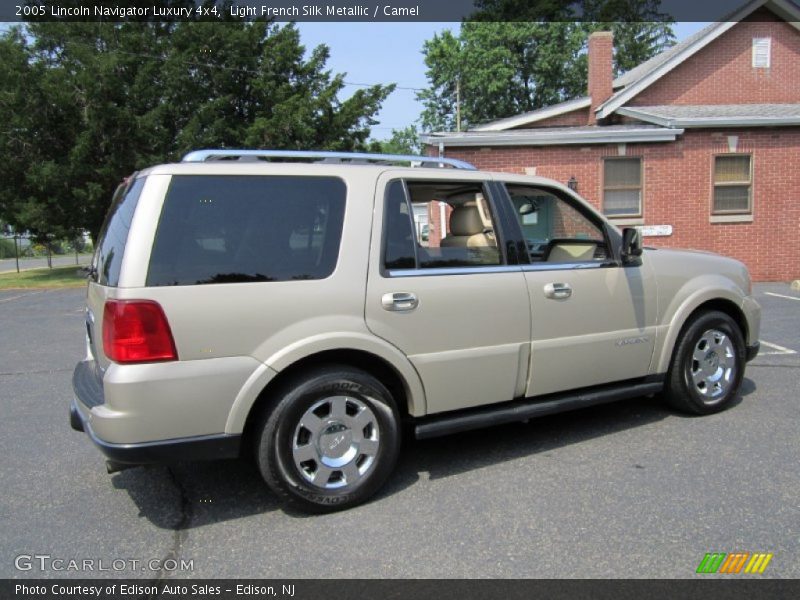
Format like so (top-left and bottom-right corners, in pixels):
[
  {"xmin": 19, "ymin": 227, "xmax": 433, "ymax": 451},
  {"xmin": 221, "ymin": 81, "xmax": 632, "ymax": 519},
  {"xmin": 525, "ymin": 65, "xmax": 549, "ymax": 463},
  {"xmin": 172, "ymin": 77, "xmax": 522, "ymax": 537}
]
[
  {"xmin": 603, "ymin": 158, "xmax": 642, "ymax": 217},
  {"xmin": 752, "ymin": 38, "xmax": 771, "ymax": 68},
  {"xmin": 713, "ymin": 155, "xmax": 752, "ymax": 214}
]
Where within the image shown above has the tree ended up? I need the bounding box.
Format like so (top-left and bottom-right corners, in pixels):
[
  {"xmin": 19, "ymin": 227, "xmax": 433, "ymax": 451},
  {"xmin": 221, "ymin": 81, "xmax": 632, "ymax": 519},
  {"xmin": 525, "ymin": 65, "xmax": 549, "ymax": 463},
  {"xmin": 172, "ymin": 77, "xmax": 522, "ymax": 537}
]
[
  {"xmin": 0, "ymin": 7, "xmax": 393, "ymax": 241},
  {"xmin": 419, "ymin": 16, "xmax": 674, "ymax": 131},
  {"xmin": 369, "ymin": 125, "xmax": 421, "ymax": 155}
]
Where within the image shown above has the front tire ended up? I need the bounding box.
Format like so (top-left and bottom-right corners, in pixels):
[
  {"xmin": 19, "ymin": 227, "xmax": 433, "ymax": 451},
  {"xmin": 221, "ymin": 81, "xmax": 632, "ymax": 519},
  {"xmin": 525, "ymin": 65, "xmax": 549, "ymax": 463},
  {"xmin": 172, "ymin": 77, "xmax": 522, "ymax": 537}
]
[
  {"xmin": 663, "ymin": 310, "xmax": 746, "ymax": 415},
  {"xmin": 255, "ymin": 366, "xmax": 400, "ymax": 513}
]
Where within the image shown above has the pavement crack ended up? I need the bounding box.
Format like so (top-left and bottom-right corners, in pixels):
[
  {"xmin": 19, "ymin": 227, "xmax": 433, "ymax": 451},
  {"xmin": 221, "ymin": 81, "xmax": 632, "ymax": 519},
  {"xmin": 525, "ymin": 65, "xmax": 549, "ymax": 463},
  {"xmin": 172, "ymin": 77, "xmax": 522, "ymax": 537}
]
[
  {"xmin": 142, "ymin": 467, "xmax": 192, "ymax": 598},
  {"xmin": 749, "ymin": 363, "xmax": 800, "ymax": 369}
]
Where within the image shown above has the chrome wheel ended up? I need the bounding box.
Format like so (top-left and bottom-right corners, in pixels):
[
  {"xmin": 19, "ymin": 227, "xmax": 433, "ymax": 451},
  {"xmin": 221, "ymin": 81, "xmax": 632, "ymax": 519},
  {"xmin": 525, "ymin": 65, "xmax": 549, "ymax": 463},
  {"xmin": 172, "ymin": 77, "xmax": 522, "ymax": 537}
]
[
  {"xmin": 292, "ymin": 396, "xmax": 380, "ymax": 490},
  {"xmin": 689, "ymin": 328, "xmax": 736, "ymax": 402}
]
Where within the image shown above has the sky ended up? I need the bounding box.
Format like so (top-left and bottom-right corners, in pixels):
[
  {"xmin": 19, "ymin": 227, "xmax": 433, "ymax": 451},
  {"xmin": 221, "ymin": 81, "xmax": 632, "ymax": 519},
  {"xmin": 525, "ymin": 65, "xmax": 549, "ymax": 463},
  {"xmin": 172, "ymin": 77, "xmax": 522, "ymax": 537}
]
[{"xmin": 296, "ymin": 22, "xmax": 710, "ymax": 140}]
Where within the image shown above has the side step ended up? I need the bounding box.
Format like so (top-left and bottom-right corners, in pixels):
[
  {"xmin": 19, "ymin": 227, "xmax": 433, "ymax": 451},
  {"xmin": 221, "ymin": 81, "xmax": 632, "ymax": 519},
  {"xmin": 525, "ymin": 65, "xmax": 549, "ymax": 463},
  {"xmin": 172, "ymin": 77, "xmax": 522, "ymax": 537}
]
[{"xmin": 414, "ymin": 378, "xmax": 663, "ymax": 440}]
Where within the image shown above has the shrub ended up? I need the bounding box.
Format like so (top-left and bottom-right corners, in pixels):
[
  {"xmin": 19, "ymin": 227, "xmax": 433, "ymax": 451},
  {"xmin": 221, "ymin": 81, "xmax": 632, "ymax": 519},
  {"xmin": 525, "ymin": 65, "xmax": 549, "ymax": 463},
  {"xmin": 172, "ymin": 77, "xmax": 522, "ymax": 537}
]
[{"xmin": 0, "ymin": 238, "xmax": 16, "ymax": 259}]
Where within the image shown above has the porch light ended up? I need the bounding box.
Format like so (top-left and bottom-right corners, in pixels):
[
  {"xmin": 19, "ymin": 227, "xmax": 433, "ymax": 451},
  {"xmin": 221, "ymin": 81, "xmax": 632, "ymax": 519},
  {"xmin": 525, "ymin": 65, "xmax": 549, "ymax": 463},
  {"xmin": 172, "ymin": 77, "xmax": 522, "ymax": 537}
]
[{"xmin": 567, "ymin": 176, "xmax": 578, "ymax": 192}]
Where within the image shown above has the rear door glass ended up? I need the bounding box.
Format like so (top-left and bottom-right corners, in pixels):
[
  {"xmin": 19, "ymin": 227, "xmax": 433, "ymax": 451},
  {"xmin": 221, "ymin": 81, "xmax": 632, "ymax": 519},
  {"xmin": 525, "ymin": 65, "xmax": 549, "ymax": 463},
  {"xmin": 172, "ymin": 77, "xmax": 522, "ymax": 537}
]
[
  {"xmin": 146, "ymin": 176, "xmax": 346, "ymax": 286},
  {"xmin": 94, "ymin": 177, "xmax": 145, "ymax": 287}
]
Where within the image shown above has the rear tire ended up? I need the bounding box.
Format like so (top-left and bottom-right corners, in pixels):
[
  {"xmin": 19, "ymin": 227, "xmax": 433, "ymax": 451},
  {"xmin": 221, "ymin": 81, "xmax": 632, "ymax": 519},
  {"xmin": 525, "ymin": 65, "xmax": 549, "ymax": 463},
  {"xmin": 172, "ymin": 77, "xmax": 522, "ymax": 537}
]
[
  {"xmin": 255, "ymin": 366, "xmax": 400, "ymax": 513},
  {"xmin": 663, "ymin": 310, "xmax": 745, "ymax": 415}
]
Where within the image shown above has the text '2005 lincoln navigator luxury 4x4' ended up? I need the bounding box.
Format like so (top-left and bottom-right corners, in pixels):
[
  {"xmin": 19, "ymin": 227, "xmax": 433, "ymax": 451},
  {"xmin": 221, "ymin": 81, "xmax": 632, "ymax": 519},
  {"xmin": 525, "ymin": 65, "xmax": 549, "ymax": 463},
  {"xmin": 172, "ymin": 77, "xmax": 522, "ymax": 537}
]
[{"xmin": 71, "ymin": 150, "xmax": 761, "ymax": 512}]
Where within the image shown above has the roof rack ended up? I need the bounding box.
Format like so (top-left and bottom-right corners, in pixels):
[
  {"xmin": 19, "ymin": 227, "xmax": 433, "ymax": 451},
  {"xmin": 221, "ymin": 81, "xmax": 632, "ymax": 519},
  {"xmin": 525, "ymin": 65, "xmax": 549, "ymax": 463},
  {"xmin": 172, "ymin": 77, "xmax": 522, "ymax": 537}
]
[{"xmin": 180, "ymin": 149, "xmax": 476, "ymax": 170}]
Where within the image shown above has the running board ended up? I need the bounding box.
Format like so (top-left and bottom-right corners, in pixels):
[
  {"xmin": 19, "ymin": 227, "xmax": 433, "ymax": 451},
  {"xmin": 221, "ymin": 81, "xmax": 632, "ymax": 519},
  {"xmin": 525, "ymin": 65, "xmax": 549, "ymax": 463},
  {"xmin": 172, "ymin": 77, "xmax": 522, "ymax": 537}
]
[{"xmin": 414, "ymin": 379, "xmax": 664, "ymax": 440}]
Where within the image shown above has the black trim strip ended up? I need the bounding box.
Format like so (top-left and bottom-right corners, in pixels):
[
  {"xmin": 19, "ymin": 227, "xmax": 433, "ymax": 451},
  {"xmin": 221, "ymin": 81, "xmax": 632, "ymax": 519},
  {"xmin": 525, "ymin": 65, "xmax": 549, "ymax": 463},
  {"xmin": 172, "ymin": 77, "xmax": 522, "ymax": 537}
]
[
  {"xmin": 487, "ymin": 180, "xmax": 527, "ymax": 265},
  {"xmin": 414, "ymin": 377, "xmax": 665, "ymax": 440}
]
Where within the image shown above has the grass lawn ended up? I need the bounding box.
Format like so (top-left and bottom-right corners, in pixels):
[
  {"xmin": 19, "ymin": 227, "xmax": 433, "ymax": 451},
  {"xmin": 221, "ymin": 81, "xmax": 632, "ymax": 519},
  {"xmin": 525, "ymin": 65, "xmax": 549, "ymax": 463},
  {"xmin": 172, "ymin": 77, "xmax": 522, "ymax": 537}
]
[{"xmin": 0, "ymin": 265, "xmax": 87, "ymax": 289}]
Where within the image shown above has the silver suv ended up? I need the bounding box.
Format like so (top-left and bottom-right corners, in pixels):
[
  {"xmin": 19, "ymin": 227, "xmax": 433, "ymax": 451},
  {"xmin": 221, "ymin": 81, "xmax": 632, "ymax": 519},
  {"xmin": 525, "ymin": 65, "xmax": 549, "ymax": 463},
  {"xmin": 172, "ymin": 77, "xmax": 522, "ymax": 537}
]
[{"xmin": 71, "ymin": 150, "xmax": 761, "ymax": 512}]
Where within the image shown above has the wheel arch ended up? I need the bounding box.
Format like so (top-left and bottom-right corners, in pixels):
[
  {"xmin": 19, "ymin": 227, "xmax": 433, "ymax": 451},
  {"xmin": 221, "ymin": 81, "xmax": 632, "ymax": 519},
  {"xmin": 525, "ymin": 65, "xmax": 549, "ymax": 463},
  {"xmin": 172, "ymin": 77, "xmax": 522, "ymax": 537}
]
[
  {"xmin": 656, "ymin": 291, "xmax": 749, "ymax": 374},
  {"xmin": 238, "ymin": 348, "xmax": 418, "ymax": 454}
]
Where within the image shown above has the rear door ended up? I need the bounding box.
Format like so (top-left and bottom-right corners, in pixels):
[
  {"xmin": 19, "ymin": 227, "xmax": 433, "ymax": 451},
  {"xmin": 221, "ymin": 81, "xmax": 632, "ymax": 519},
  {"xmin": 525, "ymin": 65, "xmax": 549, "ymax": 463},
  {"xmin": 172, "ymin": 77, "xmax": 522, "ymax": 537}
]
[
  {"xmin": 497, "ymin": 180, "xmax": 658, "ymax": 397},
  {"xmin": 365, "ymin": 171, "xmax": 531, "ymax": 415}
]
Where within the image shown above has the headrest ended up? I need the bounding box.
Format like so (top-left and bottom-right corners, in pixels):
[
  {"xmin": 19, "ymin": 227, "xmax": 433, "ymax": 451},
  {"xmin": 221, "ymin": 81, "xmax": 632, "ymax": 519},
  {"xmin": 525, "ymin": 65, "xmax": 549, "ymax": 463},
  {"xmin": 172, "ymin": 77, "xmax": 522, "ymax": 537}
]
[{"xmin": 449, "ymin": 205, "xmax": 485, "ymax": 236}]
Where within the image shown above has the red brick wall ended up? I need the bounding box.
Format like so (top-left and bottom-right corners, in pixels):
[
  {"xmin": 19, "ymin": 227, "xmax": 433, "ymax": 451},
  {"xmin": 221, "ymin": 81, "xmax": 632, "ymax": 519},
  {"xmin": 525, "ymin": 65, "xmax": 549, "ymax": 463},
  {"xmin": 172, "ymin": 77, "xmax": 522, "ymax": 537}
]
[
  {"xmin": 427, "ymin": 201, "xmax": 453, "ymax": 248},
  {"xmin": 440, "ymin": 128, "xmax": 800, "ymax": 281},
  {"xmin": 630, "ymin": 11, "xmax": 800, "ymax": 106}
]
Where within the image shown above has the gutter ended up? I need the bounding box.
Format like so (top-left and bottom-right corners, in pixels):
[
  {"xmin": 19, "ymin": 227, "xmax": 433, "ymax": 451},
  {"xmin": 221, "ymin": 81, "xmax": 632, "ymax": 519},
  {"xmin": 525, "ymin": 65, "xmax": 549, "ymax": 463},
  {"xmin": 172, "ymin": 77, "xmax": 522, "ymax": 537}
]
[
  {"xmin": 420, "ymin": 127, "xmax": 684, "ymax": 147},
  {"xmin": 617, "ymin": 107, "xmax": 800, "ymax": 128}
]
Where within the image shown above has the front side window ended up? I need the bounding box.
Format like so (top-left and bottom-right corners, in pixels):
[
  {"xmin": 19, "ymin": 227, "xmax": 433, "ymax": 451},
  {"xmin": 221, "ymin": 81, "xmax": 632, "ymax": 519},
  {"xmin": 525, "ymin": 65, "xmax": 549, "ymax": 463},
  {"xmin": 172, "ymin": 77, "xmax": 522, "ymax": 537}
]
[
  {"xmin": 713, "ymin": 155, "xmax": 752, "ymax": 214},
  {"xmin": 506, "ymin": 184, "xmax": 608, "ymax": 264},
  {"xmin": 603, "ymin": 158, "xmax": 642, "ymax": 217},
  {"xmin": 147, "ymin": 176, "xmax": 346, "ymax": 286},
  {"xmin": 382, "ymin": 180, "xmax": 502, "ymax": 270}
]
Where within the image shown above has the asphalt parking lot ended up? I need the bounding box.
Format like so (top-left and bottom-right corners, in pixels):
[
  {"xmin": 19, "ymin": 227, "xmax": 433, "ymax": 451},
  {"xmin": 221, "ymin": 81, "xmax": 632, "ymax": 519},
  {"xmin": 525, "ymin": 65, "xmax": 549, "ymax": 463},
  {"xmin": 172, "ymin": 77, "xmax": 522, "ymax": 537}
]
[{"xmin": 1, "ymin": 283, "xmax": 798, "ymax": 579}]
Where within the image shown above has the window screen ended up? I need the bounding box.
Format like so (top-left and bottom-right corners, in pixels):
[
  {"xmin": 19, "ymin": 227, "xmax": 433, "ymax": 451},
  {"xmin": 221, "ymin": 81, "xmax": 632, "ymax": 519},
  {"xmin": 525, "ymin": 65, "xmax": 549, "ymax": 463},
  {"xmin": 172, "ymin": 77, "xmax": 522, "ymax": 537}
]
[
  {"xmin": 713, "ymin": 155, "xmax": 751, "ymax": 214},
  {"xmin": 147, "ymin": 176, "xmax": 346, "ymax": 286},
  {"xmin": 603, "ymin": 158, "xmax": 642, "ymax": 217}
]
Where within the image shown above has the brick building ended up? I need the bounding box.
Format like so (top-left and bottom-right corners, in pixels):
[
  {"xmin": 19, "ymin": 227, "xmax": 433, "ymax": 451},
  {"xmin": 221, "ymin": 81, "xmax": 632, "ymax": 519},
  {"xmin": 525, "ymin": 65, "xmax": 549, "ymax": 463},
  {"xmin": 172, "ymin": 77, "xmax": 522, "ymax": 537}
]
[{"xmin": 422, "ymin": 0, "xmax": 800, "ymax": 281}]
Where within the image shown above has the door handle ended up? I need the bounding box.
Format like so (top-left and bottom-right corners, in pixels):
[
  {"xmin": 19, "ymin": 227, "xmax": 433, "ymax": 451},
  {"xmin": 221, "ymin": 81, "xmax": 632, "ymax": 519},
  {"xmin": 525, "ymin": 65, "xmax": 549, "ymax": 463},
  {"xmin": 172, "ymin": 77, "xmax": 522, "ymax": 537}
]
[
  {"xmin": 544, "ymin": 282, "xmax": 572, "ymax": 300},
  {"xmin": 381, "ymin": 292, "xmax": 419, "ymax": 312}
]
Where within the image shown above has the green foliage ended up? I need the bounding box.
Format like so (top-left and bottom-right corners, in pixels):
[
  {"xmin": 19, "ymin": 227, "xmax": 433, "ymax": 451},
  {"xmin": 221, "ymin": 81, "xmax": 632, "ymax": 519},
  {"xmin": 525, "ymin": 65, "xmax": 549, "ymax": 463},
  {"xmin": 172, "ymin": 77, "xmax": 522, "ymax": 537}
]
[
  {"xmin": 369, "ymin": 126, "xmax": 422, "ymax": 155},
  {"xmin": 0, "ymin": 7, "xmax": 393, "ymax": 240},
  {"xmin": 0, "ymin": 238, "xmax": 16, "ymax": 259},
  {"xmin": 602, "ymin": 21, "xmax": 675, "ymax": 74},
  {"xmin": 419, "ymin": 11, "xmax": 674, "ymax": 131}
]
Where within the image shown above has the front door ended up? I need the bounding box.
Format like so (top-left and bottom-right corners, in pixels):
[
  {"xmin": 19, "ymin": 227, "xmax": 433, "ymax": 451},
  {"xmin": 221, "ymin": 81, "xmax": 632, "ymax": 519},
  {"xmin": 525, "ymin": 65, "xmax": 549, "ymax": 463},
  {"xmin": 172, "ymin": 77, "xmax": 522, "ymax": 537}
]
[
  {"xmin": 365, "ymin": 173, "xmax": 531, "ymax": 415},
  {"xmin": 499, "ymin": 181, "xmax": 658, "ymax": 397}
]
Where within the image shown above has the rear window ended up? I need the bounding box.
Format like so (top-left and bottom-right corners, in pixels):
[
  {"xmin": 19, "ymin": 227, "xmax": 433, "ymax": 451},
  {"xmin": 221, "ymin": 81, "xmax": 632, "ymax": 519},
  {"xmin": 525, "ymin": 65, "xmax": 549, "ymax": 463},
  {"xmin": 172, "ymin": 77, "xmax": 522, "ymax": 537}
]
[
  {"xmin": 146, "ymin": 175, "xmax": 346, "ymax": 287},
  {"xmin": 93, "ymin": 177, "xmax": 145, "ymax": 287}
]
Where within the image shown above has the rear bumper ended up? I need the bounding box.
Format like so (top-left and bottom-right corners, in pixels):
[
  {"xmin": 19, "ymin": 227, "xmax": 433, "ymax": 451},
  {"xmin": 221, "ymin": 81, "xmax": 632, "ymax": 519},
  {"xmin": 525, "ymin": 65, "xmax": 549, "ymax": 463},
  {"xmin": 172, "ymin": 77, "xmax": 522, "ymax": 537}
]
[
  {"xmin": 70, "ymin": 361, "xmax": 241, "ymax": 466},
  {"xmin": 746, "ymin": 341, "xmax": 760, "ymax": 362},
  {"xmin": 70, "ymin": 398, "xmax": 241, "ymax": 465}
]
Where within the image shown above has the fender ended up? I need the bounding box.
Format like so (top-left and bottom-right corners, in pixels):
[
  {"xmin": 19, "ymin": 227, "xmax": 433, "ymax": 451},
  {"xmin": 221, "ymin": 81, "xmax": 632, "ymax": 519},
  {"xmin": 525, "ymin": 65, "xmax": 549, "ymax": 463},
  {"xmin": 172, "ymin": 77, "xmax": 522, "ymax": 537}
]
[
  {"xmin": 224, "ymin": 332, "xmax": 427, "ymax": 434},
  {"xmin": 652, "ymin": 275, "xmax": 748, "ymax": 375}
]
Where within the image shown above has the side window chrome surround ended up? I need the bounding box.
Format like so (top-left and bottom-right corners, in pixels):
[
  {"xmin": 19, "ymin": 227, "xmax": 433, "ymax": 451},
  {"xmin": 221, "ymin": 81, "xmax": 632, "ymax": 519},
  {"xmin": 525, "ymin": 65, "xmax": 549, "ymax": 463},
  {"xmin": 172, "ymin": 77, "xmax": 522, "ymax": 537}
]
[
  {"xmin": 387, "ymin": 261, "xmax": 609, "ymax": 278},
  {"xmin": 388, "ymin": 265, "xmax": 523, "ymax": 278}
]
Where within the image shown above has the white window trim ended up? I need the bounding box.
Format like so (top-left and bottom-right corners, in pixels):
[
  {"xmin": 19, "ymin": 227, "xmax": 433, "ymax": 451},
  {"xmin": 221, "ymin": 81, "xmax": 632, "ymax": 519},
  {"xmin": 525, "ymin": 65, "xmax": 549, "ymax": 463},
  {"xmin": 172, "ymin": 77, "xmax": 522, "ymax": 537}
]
[
  {"xmin": 602, "ymin": 157, "xmax": 644, "ymax": 218},
  {"xmin": 752, "ymin": 37, "xmax": 771, "ymax": 68},
  {"xmin": 712, "ymin": 154, "xmax": 753, "ymax": 216}
]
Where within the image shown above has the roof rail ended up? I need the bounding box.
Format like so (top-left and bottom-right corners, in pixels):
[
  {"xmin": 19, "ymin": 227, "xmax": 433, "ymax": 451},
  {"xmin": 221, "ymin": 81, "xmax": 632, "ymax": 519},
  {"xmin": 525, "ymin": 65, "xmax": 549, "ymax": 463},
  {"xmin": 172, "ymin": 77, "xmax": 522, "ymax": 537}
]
[{"xmin": 180, "ymin": 149, "xmax": 476, "ymax": 170}]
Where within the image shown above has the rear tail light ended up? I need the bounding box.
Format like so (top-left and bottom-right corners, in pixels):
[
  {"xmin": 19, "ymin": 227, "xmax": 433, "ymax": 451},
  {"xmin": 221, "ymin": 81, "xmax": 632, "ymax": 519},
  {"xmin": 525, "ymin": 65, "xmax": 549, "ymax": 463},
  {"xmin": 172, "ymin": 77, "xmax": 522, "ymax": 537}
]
[{"xmin": 102, "ymin": 299, "xmax": 178, "ymax": 364}]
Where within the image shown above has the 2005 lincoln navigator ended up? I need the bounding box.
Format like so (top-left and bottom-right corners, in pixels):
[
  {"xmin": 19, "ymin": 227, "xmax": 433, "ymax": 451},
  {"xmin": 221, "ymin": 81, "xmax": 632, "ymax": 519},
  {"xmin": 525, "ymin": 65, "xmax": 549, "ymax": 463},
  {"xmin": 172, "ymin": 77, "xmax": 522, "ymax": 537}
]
[{"xmin": 71, "ymin": 150, "xmax": 761, "ymax": 512}]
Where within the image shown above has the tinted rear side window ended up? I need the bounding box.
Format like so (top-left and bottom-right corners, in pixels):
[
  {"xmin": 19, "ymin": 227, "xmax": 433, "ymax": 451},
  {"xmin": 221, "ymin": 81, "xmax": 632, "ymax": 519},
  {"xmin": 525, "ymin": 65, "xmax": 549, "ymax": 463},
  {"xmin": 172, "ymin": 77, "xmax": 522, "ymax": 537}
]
[
  {"xmin": 94, "ymin": 177, "xmax": 145, "ymax": 287},
  {"xmin": 147, "ymin": 176, "xmax": 346, "ymax": 287}
]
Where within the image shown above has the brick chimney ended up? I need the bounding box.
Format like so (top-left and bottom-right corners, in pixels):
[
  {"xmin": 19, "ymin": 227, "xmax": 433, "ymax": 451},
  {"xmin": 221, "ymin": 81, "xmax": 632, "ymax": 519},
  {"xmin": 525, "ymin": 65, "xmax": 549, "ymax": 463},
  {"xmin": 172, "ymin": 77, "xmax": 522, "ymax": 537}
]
[{"xmin": 587, "ymin": 31, "xmax": 614, "ymax": 125}]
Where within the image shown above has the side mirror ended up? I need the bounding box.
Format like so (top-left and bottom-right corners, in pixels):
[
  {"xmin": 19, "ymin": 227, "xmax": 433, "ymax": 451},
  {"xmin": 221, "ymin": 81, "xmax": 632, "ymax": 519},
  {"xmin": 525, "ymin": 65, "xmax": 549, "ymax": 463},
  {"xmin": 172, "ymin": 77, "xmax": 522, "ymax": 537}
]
[{"xmin": 621, "ymin": 227, "xmax": 643, "ymax": 265}]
